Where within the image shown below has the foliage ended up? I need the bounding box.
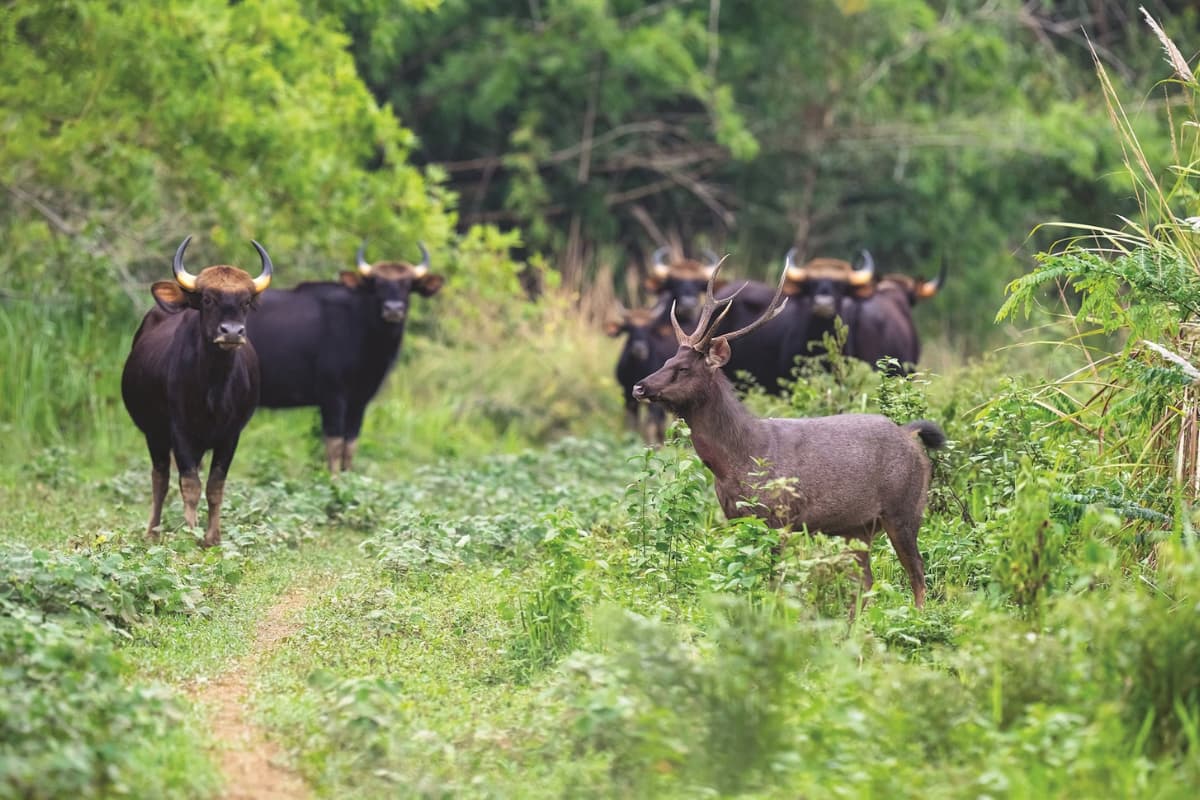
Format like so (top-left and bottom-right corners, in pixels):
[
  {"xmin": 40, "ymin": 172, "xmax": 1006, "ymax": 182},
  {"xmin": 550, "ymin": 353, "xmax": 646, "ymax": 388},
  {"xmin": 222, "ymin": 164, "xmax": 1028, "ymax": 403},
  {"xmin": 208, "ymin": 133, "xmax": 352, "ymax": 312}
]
[
  {"xmin": 311, "ymin": 0, "xmax": 1181, "ymax": 347},
  {"xmin": 0, "ymin": 608, "xmax": 213, "ymax": 800},
  {"xmin": 996, "ymin": 11, "xmax": 1200, "ymax": 501},
  {"xmin": 510, "ymin": 510, "xmax": 591, "ymax": 675},
  {"xmin": 557, "ymin": 599, "xmax": 821, "ymax": 796},
  {"xmin": 623, "ymin": 427, "xmax": 714, "ymax": 593}
]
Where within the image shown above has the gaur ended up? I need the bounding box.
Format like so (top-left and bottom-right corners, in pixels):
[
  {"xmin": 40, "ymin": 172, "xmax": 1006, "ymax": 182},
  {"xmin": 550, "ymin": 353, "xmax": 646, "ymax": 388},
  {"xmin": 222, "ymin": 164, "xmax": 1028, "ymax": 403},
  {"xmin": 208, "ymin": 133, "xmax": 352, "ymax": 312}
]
[
  {"xmin": 605, "ymin": 300, "xmax": 675, "ymax": 445},
  {"xmin": 121, "ymin": 236, "xmax": 272, "ymax": 547},
  {"xmin": 246, "ymin": 242, "xmax": 444, "ymax": 471},
  {"xmin": 849, "ymin": 264, "xmax": 946, "ymax": 374},
  {"xmin": 714, "ymin": 248, "xmax": 874, "ymax": 393}
]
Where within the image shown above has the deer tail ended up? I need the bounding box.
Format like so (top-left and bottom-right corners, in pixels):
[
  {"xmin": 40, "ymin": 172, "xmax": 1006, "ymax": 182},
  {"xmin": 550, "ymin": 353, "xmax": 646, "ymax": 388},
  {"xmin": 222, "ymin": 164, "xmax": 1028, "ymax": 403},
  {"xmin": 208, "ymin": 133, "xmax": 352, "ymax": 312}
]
[{"xmin": 904, "ymin": 420, "xmax": 947, "ymax": 451}]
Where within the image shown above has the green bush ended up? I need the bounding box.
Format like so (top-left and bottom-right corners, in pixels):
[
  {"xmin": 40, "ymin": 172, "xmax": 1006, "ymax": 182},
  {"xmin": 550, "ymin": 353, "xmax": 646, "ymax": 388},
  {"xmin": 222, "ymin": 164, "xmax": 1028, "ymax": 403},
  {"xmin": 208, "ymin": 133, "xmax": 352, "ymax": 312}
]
[{"xmin": 0, "ymin": 609, "xmax": 208, "ymax": 800}]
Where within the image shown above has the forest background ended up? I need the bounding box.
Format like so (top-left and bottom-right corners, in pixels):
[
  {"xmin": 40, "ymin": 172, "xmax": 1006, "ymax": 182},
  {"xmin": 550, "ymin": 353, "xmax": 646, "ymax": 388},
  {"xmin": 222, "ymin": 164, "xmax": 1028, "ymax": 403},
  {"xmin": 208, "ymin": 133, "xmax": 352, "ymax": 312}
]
[
  {"xmin": 7, "ymin": 2, "xmax": 1200, "ymax": 798},
  {"xmin": 7, "ymin": 2, "xmax": 1199, "ymax": 446}
]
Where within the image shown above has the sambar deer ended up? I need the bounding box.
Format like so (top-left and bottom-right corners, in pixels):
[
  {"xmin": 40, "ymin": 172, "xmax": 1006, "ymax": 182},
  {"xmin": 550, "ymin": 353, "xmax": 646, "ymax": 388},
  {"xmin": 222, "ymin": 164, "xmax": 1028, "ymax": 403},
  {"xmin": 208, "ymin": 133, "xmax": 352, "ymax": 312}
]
[{"xmin": 633, "ymin": 261, "xmax": 945, "ymax": 606}]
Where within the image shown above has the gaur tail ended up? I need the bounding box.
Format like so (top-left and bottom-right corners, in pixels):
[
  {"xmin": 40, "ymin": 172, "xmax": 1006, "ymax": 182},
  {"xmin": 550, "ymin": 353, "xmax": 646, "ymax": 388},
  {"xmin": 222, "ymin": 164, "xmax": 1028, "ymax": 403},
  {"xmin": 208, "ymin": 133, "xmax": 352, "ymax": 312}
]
[{"xmin": 904, "ymin": 420, "xmax": 947, "ymax": 451}]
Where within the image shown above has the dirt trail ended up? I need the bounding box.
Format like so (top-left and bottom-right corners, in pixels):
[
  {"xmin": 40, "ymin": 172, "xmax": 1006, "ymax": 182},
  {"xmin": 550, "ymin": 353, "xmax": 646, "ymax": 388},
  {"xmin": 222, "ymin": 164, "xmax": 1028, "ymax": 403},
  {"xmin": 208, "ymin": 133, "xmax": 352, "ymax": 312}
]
[{"xmin": 193, "ymin": 587, "xmax": 313, "ymax": 800}]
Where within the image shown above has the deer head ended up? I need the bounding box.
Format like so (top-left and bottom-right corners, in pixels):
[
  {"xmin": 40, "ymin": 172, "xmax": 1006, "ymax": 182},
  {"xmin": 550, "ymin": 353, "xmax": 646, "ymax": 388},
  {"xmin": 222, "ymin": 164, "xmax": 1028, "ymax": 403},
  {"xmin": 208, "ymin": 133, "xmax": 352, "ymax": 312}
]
[{"xmin": 632, "ymin": 256, "xmax": 789, "ymax": 412}]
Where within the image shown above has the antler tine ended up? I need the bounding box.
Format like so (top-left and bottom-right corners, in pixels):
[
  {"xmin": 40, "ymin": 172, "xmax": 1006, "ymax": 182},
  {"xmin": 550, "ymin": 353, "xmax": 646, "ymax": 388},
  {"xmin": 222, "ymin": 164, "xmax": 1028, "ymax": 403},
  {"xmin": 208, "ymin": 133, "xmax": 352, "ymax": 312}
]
[
  {"xmin": 692, "ymin": 280, "xmax": 748, "ymax": 351},
  {"xmin": 721, "ymin": 263, "xmax": 790, "ymax": 343},
  {"xmin": 669, "ymin": 300, "xmax": 688, "ymax": 344},
  {"xmin": 683, "ymin": 254, "xmax": 733, "ymax": 347}
]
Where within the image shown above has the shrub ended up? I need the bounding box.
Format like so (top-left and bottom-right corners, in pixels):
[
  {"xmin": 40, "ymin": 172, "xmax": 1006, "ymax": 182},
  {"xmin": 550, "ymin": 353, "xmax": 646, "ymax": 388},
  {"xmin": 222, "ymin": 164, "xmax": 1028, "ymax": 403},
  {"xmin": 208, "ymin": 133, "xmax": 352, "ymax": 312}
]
[{"xmin": 0, "ymin": 608, "xmax": 190, "ymax": 799}]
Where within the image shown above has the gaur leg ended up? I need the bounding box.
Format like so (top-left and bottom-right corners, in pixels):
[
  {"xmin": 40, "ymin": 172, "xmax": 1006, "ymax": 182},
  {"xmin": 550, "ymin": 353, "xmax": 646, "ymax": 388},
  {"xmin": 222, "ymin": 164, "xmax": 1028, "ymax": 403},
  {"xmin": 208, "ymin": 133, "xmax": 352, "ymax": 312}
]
[
  {"xmin": 341, "ymin": 403, "xmax": 368, "ymax": 471},
  {"xmin": 172, "ymin": 431, "xmax": 203, "ymax": 531},
  {"xmin": 145, "ymin": 433, "xmax": 171, "ymax": 540},
  {"xmin": 624, "ymin": 395, "xmax": 640, "ymax": 435},
  {"xmin": 882, "ymin": 517, "xmax": 926, "ymax": 608},
  {"xmin": 646, "ymin": 402, "xmax": 667, "ymax": 446},
  {"xmin": 319, "ymin": 396, "xmax": 348, "ymax": 473},
  {"xmin": 201, "ymin": 435, "xmax": 240, "ymax": 548}
]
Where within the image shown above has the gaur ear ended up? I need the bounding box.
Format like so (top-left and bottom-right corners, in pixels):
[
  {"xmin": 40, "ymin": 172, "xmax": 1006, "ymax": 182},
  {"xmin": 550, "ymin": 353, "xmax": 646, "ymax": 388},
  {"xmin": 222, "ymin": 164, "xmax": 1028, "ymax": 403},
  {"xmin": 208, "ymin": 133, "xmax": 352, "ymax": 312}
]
[
  {"xmin": 706, "ymin": 336, "xmax": 732, "ymax": 368},
  {"xmin": 151, "ymin": 281, "xmax": 191, "ymax": 313},
  {"xmin": 654, "ymin": 323, "xmax": 674, "ymax": 338},
  {"xmin": 852, "ymin": 283, "xmax": 875, "ymax": 299},
  {"xmin": 603, "ymin": 319, "xmax": 624, "ymax": 337},
  {"xmin": 643, "ymin": 276, "xmax": 663, "ymax": 292},
  {"xmin": 339, "ymin": 271, "xmax": 363, "ymax": 289},
  {"xmin": 414, "ymin": 273, "xmax": 445, "ymax": 297}
]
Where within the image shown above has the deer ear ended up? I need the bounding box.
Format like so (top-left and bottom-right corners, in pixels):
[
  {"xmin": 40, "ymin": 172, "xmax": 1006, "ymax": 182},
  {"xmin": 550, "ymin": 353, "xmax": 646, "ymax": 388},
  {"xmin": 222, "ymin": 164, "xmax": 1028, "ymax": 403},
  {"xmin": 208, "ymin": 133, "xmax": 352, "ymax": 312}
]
[
  {"xmin": 706, "ymin": 336, "xmax": 732, "ymax": 368},
  {"xmin": 339, "ymin": 271, "xmax": 363, "ymax": 289},
  {"xmin": 151, "ymin": 281, "xmax": 190, "ymax": 313}
]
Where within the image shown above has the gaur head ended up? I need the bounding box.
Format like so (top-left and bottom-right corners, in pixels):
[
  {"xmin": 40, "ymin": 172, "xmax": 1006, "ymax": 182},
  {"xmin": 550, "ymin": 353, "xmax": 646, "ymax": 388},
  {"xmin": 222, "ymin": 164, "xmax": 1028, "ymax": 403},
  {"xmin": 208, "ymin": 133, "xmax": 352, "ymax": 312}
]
[
  {"xmin": 342, "ymin": 242, "xmax": 445, "ymax": 324},
  {"xmin": 876, "ymin": 262, "xmax": 947, "ymax": 306},
  {"xmin": 634, "ymin": 258, "xmax": 789, "ymax": 412},
  {"xmin": 643, "ymin": 246, "xmax": 725, "ymax": 325},
  {"xmin": 783, "ymin": 248, "xmax": 874, "ymax": 318},
  {"xmin": 151, "ymin": 236, "xmax": 272, "ymax": 351},
  {"xmin": 605, "ymin": 301, "xmax": 671, "ymax": 362}
]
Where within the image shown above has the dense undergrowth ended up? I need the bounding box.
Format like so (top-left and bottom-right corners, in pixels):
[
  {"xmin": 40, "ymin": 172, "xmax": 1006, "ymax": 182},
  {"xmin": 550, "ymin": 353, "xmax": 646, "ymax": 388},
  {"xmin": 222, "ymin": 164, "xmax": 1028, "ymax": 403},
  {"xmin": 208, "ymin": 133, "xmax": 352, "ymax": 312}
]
[
  {"xmin": 8, "ymin": 15, "xmax": 1200, "ymax": 800},
  {"xmin": 6, "ymin": 338, "xmax": 1200, "ymax": 797}
]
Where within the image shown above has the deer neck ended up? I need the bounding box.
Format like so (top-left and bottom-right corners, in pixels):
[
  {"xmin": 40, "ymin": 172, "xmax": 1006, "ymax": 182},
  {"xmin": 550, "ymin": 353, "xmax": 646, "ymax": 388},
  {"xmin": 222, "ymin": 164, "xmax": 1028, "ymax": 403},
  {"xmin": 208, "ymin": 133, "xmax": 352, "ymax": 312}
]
[{"xmin": 680, "ymin": 375, "xmax": 765, "ymax": 481}]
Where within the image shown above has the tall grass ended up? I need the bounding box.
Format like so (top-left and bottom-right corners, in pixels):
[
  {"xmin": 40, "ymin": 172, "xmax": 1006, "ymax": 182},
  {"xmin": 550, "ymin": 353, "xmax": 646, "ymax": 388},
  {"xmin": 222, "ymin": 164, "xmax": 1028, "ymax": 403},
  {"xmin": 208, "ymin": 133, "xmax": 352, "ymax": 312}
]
[
  {"xmin": 0, "ymin": 298, "xmax": 141, "ymax": 472},
  {"xmin": 0, "ymin": 279, "xmax": 626, "ymax": 483},
  {"xmin": 998, "ymin": 11, "xmax": 1200, "ymax": 498}
]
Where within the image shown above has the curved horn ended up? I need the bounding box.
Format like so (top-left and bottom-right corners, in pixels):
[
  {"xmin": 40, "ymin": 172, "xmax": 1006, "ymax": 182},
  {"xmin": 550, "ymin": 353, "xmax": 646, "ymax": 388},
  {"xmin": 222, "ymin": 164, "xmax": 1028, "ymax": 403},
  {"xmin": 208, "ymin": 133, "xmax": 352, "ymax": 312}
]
[
  {"xmin": 172, "ymin": 235, "xmax": 198, "ymax": 291},
  {"xmin": 652, "ymin": 245, "xmax": 671, "ymax": 279},
  {"xmin": 413, "ymin": 241, "xmax": 431, "ymax": 278},
  {"xmin": 784, "ymin": 246, "xmax": 806, "ymax": 283},
  {"xmin": 919, "ymin": 260, "xmax": 947, "ymax": 298},
  {"xmin": 250, "ymin": 240, "xmax": 273, "ymax": 293},
  {"xmin": 850, "ymin": 249, "xmax": 875, "ymax": 286},
  {"xmin": 356, "ymin": 240, "xmax": 372, "ymax": 276},
  {"xmin": 720, "ymin": 263, "xmax": 789, "ymax": 343}
]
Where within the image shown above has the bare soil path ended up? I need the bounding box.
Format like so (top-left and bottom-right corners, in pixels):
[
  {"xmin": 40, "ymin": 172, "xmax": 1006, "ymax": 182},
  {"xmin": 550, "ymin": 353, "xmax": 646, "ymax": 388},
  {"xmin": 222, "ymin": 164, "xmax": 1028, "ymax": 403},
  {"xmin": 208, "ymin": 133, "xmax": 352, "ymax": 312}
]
[{"xmin": 192, "ymin": 586, "xmax": 313, "ymax": 800}]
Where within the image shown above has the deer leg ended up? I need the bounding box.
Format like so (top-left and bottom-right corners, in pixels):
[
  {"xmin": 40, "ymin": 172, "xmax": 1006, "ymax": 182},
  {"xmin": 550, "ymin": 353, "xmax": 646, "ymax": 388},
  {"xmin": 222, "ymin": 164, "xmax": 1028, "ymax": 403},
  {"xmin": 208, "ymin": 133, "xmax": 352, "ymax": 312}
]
[
  {"xmin": 852, "ymin": 548, "xmax": 874, "ymax": 594},
  {"xmin": 883, "ymin": 518, "xmax": 926, "ymax": 609}
]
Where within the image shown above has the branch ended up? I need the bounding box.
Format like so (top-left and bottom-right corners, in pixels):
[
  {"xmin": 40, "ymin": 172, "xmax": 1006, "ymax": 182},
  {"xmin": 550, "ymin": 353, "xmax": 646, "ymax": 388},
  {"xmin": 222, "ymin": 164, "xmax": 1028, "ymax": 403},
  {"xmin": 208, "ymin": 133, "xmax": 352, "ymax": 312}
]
[
  {"xmin": 706, "ymin": 0, "xmax": 721, "ymax": 81},
  {"xmin": 1142, "ymin": 340, "xmax": 1200, "ymax": 383},
  {"xmin": 441, "ymin": 120, "xmax": 685, "ymax": 173},
  {"xmin": 4, "ymin": 184, "xmax": 80, "ymax": 236}
]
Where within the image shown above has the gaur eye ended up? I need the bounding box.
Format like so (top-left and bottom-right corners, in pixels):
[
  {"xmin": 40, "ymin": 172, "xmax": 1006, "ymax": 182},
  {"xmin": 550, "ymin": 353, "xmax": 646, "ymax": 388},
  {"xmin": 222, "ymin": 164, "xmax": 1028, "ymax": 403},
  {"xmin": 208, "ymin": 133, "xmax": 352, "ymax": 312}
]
[{"xmin": 203, "ymin": 295, "xmax": 214, "ymax": 306}]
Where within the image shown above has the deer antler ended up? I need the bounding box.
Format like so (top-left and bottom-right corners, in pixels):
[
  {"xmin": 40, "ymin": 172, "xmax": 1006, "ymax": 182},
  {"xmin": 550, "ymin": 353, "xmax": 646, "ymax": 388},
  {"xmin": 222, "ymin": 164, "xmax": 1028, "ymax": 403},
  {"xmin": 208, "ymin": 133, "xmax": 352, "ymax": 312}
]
[
  {"xmin": 669, "ymin": 255, "xmax": 753, "ymax": 350},
  {"xmin": 717, "ymin": 254, "xmax": 790, "ymax": 344}
]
